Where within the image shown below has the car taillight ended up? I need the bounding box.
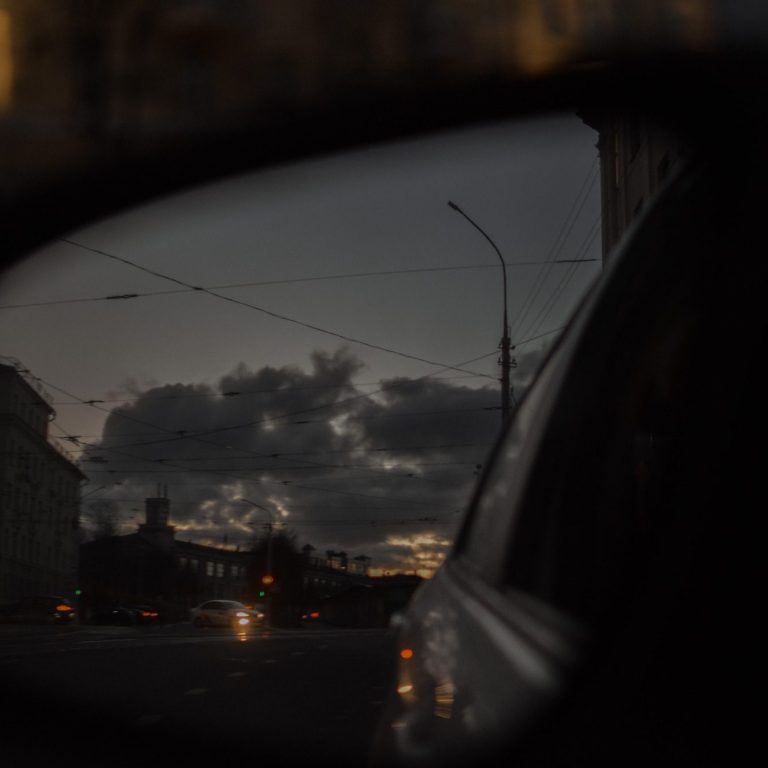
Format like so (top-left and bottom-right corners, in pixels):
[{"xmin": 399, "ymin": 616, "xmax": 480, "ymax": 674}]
[{"xmin": 56, "ymin": 604, "xmax": 73, "ymax": 612}]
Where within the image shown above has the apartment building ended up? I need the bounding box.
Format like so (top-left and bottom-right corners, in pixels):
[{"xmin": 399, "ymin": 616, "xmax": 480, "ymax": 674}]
[{"xmin": 0, "ymin": 361, "xmax": 86, "ymax": 603}]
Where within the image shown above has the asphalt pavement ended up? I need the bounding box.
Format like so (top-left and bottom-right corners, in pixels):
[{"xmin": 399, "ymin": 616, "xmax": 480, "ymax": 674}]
[{"xmin": 1, "ymin": 622, "xmax": 396, "ymax": 767}]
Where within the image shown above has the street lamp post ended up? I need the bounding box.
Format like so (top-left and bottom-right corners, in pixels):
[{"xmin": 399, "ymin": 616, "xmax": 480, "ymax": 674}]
[
  {"xmin": 239, "ymin": 497, "xmax": 274, "ymax": 626},
  {"xmin": 448, "ymin": 200, "xmax": 515, "ymax": 424}
]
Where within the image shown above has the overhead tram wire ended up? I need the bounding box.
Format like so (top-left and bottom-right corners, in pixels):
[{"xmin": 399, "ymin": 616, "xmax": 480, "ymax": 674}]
[
  {"xmin": 42, "ymin": 324, "xmax": 565, "ymax": 457},
  {"xmin": 34, "ymin": 358, "xmax": 498, "ymax": 489},
  {"xmin": 72, "ymin": 431, "xmax": 467, "ymax": 492},
  {"xmin": 31, "ymin": 325, "xmax": 563, "ymax": 466},
  {"xmin": 37, "ymin": 329, "xmax": 561, "ymax": 494},
  {"xmin": 36, "ymin": 348, "xmax": 502, "ymax": 457},
  {"xmin": 27, "ymin": 435, "xmax": 494, "ymax": 458},
  {"xmin": 75, "ymin": 436, "xmax": 449, "ymax": 506},
  {"xmin": 82, "ymin": 461, "xmax": 484, "ymax": 472},
  {"xmin": 520, "ymin": 214, "xmax": 602, "ymax": 342},
  {"xmin": 0, "ymin": 259, "xmax": 595, "ymax": 311},
  {"xmin": 82, "ymin": 468, "xmax": 473, "ymax": 489},
  {"xmin": 508, "ymin": 163, "xmax": 598, "ymax": 344},
  {"xmin": 47, "ymin": 373, "xmax": 486, "ymax": 406},
  {"xmin": 507, "ymin": 159, "xmax": 599, "ymax": 344},
  {"xmin": 59, "ymin": 401, "xmax": 502, "ymax": 452},
  {"xmin": 58, "ymin": 237, "xmax": 500, "ymax": 381},
  {"xmin": 85, "ymin": 499, "xmax": 447, "ymax": 511}
]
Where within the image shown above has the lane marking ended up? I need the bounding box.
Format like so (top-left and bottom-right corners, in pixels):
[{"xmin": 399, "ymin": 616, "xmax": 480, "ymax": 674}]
[
  {"xmin": 227, "ymin": 671, "xmax": 247, "ymax": 678},
  {"xmin": 185, "ymin": 688, "xmax": 207, "ymax": 695}
]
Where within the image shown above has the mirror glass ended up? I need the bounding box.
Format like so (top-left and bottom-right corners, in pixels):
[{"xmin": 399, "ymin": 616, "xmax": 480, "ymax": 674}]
[{"xmin": 0, "ymin": 111, "xmax": 600, "ymax": 757}]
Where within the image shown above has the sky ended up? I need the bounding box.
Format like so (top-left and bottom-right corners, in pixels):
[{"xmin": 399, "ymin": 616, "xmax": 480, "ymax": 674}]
[{"xmin": 0, "ymin": 112, "xmax": 601, "ymax": 576}]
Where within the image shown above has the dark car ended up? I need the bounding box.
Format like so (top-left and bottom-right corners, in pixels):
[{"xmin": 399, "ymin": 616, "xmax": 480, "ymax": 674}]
[
  {"xmin": 89, "ymin": 604, "xmax": 139, "ymax": 626},
  {"xmin": 124, "ymin": 605, "xmax": 161, "ymax": 625},
  {"xmin": 0, "ymin": 595, "xmax": 77, "ymax": 625}
]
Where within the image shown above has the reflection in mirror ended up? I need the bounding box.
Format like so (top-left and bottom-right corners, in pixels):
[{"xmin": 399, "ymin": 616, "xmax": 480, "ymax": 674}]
[{"xmin": 0, "ymin": 112, "xmax": 600, "ymax": 759}]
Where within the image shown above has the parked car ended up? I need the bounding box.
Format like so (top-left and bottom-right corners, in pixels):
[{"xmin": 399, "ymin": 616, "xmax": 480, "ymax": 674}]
[
  {"xmin": 89, "ymin": 604, "xmax": 138, "ymax": 626},
  {"xmin": 0, "ymin": 595, "xmax": 77, "ymax": 625},
  {"xmin": 124, "ymin": 605, "xmax": 161, "ymax": 625},
  {"xmin": 190, "ymin": 600, "xmax": 262, "ymax": 628}
]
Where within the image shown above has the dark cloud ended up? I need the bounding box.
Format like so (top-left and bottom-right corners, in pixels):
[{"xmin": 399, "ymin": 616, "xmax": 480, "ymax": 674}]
[{"xmin": 80, "ymin": 344, "xmax": 548, "ymax": 572}]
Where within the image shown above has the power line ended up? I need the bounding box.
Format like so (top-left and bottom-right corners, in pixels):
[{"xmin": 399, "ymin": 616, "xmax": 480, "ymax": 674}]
[
  {"xmin": 58, "ymin": 237, "xmax": 499, "ymax": 380},
  {"xmin": 34, "ymin": 370, "xmax": 490, "ymax": 494},
  {"xmin": 17, "ymin": 439, "xmax": 492, "ymax": 459},
  {"xmin": 0, "ymin": 258, "xmax": 596, "ymax": 311},
  {"xmin": 38, "ymin": 350, "xmax": 501, "ymax": 455},
  {"xmin": 508, "ymin": 160, "xmax": 600, "ymax": 343},
  {"xmin": 522, "ymin": 215, "xmax": 602, "ymax": 341},
  {"xmin": 18, "ymin": 354, "xmax": 500, "ymax": 500},
  {"xmin": 84, "ymin": 498, "xmax": 445, "ymax": 511},
  {"xmin": 45, "ymin": 324, "xmax": 564, "ymax": 457},
  {"xmin": 78, "ymin": 457, "xmax": 481, "ymax": 469},
  {"xmin": 59, "ymin": 402, "xmax": 500, "ymax": 454},
  {"xmin": 18, "ymin": 319, "xmax": 562, "ymax": 502},
  {"xmin": 47, "ymin": 373, "xmax": 486, "ymax": 406}
]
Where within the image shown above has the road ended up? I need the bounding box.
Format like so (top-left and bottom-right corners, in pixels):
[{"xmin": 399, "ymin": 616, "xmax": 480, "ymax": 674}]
[{"xmin": 0, "ymin": 622, "xmax": 396, "ymax": 767}]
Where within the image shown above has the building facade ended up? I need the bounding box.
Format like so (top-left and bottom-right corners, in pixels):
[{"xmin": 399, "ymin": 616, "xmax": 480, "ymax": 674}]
[
  {"xmin": 582, "ymin": 113, "xmax": 686, "ymax": 262},
  {"xmin": 79, "ymin": 493, "xmax": 251, "ymax": 619},
  {"xmin": 0, "ymin": 361, "xmax": 86, "ymax": 603}
]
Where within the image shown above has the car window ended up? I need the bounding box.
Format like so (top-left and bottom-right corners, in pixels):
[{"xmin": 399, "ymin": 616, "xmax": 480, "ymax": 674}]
[
  {"xmin": 499, "ymin": 157, "xmax": 761, "ymax": 627},
  {"xmin": 454, "ymin": 331, "xmax": 573, "ymax": 583}
]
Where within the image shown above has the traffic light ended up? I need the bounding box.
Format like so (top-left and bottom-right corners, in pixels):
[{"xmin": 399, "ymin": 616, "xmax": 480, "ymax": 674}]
[{"xmin": 258, "ymin": 589, "xmax": 266, "ymax": 598}]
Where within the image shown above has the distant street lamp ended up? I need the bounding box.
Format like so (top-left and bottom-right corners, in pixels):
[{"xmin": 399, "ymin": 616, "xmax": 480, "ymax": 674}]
[
  {"xmin": 448, "ymin": 200, "xmax": 515, "ymax": 424},
  {"xmin": 239, "ymin": 497, "xmax": 274, "ymax": 626}
]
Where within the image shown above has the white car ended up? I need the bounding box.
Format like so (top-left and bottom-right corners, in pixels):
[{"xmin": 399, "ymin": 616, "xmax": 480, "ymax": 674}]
[{"xmin": 190, "ymin": 600, "xmax": 261, "ymax": 628}]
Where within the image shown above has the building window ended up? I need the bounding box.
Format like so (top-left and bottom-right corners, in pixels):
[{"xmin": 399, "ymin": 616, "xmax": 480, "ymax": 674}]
[
  {"xmin": 206, "ymin": 561, "xmax": 214, "ymax": 577},
  {"xmin": 216, "ymin": 562, "xmax": 224, "ymax": 578}
]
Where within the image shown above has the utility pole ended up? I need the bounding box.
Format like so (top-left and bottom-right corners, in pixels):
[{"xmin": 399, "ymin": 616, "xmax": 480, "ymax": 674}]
[
  {"xmin": 448, "ymin": 201, "xmax": 515, "ymax": 425},
  {"xmin": 240, "ymin": 498, "xmax": 275, "ymax": 627}
]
